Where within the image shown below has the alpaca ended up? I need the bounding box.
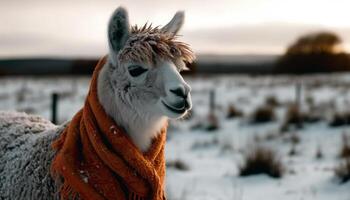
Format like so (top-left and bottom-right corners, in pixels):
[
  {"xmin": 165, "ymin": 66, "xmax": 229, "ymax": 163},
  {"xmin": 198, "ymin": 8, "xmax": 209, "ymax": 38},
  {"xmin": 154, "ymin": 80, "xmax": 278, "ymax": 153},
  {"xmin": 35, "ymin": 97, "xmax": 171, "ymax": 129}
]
[{"xmin": 0, "ymin": 7, "xmax": 194, "ymax": 200}]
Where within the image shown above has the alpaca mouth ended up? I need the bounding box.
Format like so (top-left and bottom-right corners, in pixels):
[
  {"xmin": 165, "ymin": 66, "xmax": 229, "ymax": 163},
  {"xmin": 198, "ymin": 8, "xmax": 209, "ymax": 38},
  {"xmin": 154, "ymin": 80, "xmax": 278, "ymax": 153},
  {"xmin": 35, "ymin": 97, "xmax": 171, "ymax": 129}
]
[{"xmin": 161, "ymin": 100, "xmax": 187, "ymax": 114}]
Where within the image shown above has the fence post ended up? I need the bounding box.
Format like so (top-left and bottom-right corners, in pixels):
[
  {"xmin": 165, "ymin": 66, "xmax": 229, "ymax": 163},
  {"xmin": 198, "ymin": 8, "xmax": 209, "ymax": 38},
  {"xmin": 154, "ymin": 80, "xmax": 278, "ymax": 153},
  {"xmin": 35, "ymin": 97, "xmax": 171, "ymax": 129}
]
[
  {"xmin": 209, "ymin": 89, "xmax": 215, "ymax": 114},
  {"xmin": 51, "ymin": 93, "xmax": 59, "ymax": 124},
  {"xmin": 295, "ymin": 81, "xmax": 303, "ymax": 128}
]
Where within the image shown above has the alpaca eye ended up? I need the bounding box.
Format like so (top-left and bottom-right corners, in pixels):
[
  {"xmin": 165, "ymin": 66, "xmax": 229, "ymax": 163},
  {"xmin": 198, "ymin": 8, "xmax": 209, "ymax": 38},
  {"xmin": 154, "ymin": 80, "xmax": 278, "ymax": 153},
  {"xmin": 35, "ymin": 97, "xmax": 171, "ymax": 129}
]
[{"xmin": 128, "ymin": 66, "xmax": 148, "ymax": 77}]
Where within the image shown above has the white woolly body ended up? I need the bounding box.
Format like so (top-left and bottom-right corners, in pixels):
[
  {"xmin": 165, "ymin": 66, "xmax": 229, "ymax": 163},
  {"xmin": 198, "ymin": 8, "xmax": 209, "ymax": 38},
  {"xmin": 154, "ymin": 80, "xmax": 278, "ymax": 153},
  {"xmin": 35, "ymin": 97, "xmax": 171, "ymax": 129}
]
[{"xmin": 0, "ymin": 111, "xmax": 64, "ymax": 200}]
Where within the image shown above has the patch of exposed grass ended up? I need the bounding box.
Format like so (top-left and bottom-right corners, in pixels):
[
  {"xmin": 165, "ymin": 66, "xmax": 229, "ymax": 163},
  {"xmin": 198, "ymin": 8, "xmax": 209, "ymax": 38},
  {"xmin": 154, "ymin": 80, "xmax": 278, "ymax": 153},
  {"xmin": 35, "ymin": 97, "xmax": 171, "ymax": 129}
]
[
  {"xmin": 329, "ymin": 112, "xmax": 350, "ymax": 127},
  {"xmin": 283, "ymin": 132, "xmax": 301, "ymax": 145},
  {"xmin": 263, "ymin": 132, "xmax": 280, "ymax": 141},
  {"xmin": 339, "ymin": 134, "xmax": 350, "ymax": 159},
  {"xmin": 226, "ymin": 104, "xmax": 243, "ymax": 119},
  {"xmin": 250, "ymin": 105, "xmax": 275, "ymax": 124},
  {"xmin": 265, "ymin": 95, "xmax": 280, "ymax": 107},
  {"xmin": 282, "ymin": 104, "xmax": 322, "ymax": 131},
  {"xmin": 191, "ymin": 138, "xmax": 219, "ymax": 150},
  {"xmin": 239, "ymin": 146, "xmax": 285, "ymax": 178},
  {"xmin": 334, "ymin": 159, "xmax": 350, "ymax": 183},
  {"xmin": 290, "ymin": 133, "xmax": 301, "ymax": 145},
  {"xmin": 167, "ymin": 159, "xmax": 190, "ymax": 171},
  {"xmin": 206, "ymin": 113, "xmax": 219, "ymax": 131},
  {"xmin": 315, "ymin": 145, "xmax": 323, "ymax": 160},
  {"xmin": 288, "ymin": 144, "xmax": 298, "ymax": 156}
]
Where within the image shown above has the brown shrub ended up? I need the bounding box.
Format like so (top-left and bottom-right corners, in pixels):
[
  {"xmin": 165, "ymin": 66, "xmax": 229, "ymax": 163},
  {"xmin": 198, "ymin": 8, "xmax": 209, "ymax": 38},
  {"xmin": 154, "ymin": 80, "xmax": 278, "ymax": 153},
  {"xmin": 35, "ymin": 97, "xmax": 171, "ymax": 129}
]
[
  {"xmin": 190, "ymin": 112, "xmax": 219, "ymax": 131},
  {"xmin": 285, "ymin": 105, "xmax": 302, "ymax": 125},
  {"xmin": 166, "ymin": 159, "xmax": 190, "ymax": 171},
  {"xmin": 305, "ymin": 96, "xmax": 314, "ymax": 107},
  {"xmin": 339, "ymin": 134, "xmax": 350, "ymax": 158},
  {"xmin": 290, "ymin": 133, "xmax": 301, "ymax": 145},
  {"xmin": 226, "ymin": 104, "xmax": 243, "ymax": 119},
  {"xmin": 329, "ymin": 112, "xmax": 350, "ymax": 127},
  {"xmin": 265, "ymin": 96, "xmax": 280, "ymax": 107},
  {"xmin": 263, "ymin": 132, "xmax": 280, "ymax": 141},
  {"xmin": 315, "ymin": 146, "xmax": 323, "ymax": 160},
  {"xmin": 282, "ymin": 104, "xmax": 322, "ymax": 131},
  {"xmin": 334, "ymin": 159, "xmax": 350, "ymax": 183},
  {"xmin": 239, "ymin": 146, "xmax": 285, "ymax": 178},
  {"xmin": 282, "ymin": 132, "xmax": 301, "ymax": 145},
  {"xmin": 288, "ymin": 144, "xmax": 298, "ymax": 156},
  {"xmin": 191, "ymin": 138, "xmax": 219, "ymax": 150},
  {"xmin": 250, "ymin": 105, "xmax": 275, "ymax": 124},
  {"xmin": 206, "ymin": 112, "xmax": 219, "ymax": 131}
]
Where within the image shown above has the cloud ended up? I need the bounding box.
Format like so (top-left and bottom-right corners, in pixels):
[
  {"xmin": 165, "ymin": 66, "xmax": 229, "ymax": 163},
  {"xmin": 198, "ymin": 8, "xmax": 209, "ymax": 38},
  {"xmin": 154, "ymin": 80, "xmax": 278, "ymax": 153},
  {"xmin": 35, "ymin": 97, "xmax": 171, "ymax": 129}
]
[
  {"xmin": 3, "ymin": 22, "xmax": 350, "ymax": 57},
  {"xmin": 184, "ymin": 23, "xmax": 350, "ymax": 54},
  {"xmin": 2, "ymin": 1, "xmax": 350, "ymax": 57}
]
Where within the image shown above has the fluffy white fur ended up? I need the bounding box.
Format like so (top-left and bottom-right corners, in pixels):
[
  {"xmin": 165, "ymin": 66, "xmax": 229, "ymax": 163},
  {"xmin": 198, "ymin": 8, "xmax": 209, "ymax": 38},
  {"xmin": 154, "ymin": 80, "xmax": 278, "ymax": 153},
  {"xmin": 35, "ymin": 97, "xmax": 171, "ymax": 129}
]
[
  {"xmin": 162, "ymin": 11, "xmax": 185, "ymax": 35},
  {"xmin": 98, "ymin": 7, "xmax": 192, "ymax": 151},
  {"xmin": 97, "ymin": 61, "xmax": 168, "ymax": 151},
  {"xmin": 0, "ymin": 111, "xmax": 65, "ymax": 200}
]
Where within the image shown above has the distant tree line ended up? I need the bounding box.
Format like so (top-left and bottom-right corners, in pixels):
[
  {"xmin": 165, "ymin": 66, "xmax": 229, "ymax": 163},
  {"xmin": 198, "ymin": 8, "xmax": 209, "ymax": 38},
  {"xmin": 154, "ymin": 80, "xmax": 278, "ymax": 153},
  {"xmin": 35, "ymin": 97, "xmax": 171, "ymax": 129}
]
[{"xmin": 275, "ymin": 31, "xmax": 350, "ymax": 74}]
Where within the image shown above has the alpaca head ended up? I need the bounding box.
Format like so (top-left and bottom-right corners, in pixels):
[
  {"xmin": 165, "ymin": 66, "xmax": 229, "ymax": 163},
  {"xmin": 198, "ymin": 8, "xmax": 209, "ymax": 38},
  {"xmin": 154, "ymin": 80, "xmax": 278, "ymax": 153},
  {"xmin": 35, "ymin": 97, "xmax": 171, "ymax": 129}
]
[{"xmin": 106, "ymin": 7, "xmax": 195, "ymax": 121}]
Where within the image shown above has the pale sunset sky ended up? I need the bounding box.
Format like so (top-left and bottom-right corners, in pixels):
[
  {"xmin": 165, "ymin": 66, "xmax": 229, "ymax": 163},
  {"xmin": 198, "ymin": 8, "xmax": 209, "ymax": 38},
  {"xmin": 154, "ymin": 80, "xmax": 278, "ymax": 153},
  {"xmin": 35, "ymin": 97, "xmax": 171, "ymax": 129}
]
[{"xmin": 1, "ymin": 0, "xmax": 350, "ymax": 57}]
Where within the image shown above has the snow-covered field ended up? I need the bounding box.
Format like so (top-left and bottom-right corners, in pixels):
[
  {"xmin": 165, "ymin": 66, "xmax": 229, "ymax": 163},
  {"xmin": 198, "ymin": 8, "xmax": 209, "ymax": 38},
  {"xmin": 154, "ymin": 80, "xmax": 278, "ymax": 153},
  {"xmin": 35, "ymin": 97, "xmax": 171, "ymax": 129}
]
[{"xmin": 1, "ymin": 74, "xmax": 350, "ymax": 200}]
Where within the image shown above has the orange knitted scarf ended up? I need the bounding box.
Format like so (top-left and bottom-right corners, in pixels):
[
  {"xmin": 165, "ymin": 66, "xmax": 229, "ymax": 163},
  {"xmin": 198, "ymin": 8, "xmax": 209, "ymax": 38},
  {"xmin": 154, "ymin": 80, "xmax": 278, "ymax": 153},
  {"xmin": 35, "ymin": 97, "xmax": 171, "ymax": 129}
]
[{"xmin": 51, "ymin": 57, "xmax": 167, "ymax": 200}]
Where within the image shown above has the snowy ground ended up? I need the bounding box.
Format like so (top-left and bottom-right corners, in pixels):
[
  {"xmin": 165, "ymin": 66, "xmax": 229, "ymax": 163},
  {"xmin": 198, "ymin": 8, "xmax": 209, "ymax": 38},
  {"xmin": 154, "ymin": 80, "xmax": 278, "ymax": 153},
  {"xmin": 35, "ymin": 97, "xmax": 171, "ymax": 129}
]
[{"xmin": 1, "ymin": 74, "xmax": 350, "ymax": 200}]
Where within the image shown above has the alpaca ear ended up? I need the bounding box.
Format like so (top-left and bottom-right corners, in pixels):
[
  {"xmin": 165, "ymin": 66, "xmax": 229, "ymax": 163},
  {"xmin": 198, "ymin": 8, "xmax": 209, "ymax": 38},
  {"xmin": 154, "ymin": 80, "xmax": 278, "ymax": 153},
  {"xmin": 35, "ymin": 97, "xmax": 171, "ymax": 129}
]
[
  {"xmin": 161, "ymin": 11, "xmax": 185, "ymax": 36},
  {"xmin": 108, "ymin": 7, "xmax": 130, "ymax": 54}
]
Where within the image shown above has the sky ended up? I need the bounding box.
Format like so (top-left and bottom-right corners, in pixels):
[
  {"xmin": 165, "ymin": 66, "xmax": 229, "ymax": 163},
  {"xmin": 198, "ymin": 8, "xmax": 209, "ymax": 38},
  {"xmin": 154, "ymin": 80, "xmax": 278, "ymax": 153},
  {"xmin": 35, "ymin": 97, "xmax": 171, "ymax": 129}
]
[{"xmin": 1, "ymin": 0, "xmax": 350, "ymax": 58}]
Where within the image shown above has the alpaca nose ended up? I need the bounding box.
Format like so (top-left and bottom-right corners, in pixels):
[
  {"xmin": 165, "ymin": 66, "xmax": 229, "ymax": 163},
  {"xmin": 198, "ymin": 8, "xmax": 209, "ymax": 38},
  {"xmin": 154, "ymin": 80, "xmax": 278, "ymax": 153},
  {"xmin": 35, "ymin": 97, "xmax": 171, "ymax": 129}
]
[{"xmin": 170, "ymin": 86, "xmax": 187, "ymax": 98}]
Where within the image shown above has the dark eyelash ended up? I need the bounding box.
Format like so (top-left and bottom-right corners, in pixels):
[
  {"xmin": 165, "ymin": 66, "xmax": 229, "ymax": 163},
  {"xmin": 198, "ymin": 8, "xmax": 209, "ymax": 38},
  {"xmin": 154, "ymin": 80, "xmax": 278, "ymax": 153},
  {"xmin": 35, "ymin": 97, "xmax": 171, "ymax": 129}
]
[{"xmin": 128, "ymin": 66, "xmax": 148, "ymax": 77}]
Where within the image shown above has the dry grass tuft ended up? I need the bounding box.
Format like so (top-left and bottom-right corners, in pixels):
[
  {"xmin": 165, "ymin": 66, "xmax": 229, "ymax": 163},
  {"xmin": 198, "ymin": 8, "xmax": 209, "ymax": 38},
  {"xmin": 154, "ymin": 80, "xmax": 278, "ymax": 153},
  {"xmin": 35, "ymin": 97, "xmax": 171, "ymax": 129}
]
[
  {"xmin": 339, "ymin": 133, "xmax": 350, "ymax": 159},
  {"xmin": 334, "ymin": 159, "xmax": 350, "ymax": 183},
  {"xmin": 290, "ymin": 133, "xmax": 301, "ymax": 145},
  {"xmin": 315, "ymin": 145, "xmax": 323, "ymax": 159},
  {"xmin": 226, "ymin": 104, "xmax": 243, "ymax": 119},
  {"xmin": 282, "ymin": 104, "xmax": 322, "ymax": 131},
  {"xmin": 263, "ymin": 132, "xmax": 280, "ymax": 141},
  {"xmin": 239, "ymin": 146, "xmax": 285, "ymax": 178},
  {"xmin": 167, "ymin": 159, "xmax": 190, "ymax": 171},
  {"xmin": 288, "ymin": 144, "xmax": 298, "ymax": 156},
  {"xmin": 206, "ymin": 113, "xmax": 219, "ymax": 131},
  {"xmin": 191, "ymin": 138, "xmax": 219, "ymax": 150},
  {"xmin": 329, "ymin": 112, "xmax": 350, "ymax": 127},
  {"xmin": 250, "ymin": 105, "xmax": 275, "ymax": 124},
  {"xmin": 265, "ymin": 95, "xmax": 280, "ymax": 107},
  {"xmin": 283, "ymin": 132, "xmax": 301, "ymax": 145}
]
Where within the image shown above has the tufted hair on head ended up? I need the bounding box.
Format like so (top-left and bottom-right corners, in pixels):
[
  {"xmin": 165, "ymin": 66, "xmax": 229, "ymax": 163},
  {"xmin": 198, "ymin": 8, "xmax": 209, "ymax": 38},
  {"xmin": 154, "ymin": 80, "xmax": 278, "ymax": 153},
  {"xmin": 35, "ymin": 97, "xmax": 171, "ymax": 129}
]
[{"xmin": 118, "ymin": 23, "xmax": 195, "ymax": 69}]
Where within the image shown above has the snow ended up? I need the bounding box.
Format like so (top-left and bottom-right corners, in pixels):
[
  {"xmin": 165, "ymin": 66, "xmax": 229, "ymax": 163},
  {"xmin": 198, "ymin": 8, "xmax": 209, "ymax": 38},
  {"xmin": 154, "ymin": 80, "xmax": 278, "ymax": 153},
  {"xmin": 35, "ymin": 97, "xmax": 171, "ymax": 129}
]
[{"xmin": 1, "ymin": 74, "xmax": 350, "ymax": 199}]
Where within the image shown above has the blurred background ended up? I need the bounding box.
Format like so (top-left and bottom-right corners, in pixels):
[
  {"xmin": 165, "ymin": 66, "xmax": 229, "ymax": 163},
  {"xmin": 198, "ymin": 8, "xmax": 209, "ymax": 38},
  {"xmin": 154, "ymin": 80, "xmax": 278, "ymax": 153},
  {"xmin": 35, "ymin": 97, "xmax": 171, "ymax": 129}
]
[{"xmin": 1, "ymin": 0, "xmax": 350, "ymax": 199}]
